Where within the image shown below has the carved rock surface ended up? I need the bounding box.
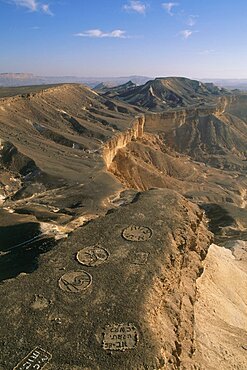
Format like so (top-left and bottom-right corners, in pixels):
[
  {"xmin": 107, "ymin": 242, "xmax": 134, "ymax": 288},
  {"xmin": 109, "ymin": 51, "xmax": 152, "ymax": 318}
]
[{"xmin": 0, "ymin": 189, "xmax": 212, "ymax": 370}]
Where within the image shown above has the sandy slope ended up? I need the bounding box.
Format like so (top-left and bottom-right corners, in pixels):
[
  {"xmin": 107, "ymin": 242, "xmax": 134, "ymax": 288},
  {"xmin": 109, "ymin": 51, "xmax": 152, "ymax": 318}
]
[{"xmin": 193, "ymin": 243, "xmax": 247, "ymax": 369}]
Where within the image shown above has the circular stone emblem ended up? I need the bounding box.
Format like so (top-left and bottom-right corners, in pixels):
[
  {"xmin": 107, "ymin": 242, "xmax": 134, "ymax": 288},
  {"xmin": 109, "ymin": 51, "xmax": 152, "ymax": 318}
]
[
  {"xmin": 58, "ymin": 271, "xmax": 92, "ymax": 293},
  {"xmin": 122, "ymin": 225, "xmax": 152, "ymax": 242},
  {"xmin": 77, "ymin": 246, "xmax": 109, "ymax": 267}
]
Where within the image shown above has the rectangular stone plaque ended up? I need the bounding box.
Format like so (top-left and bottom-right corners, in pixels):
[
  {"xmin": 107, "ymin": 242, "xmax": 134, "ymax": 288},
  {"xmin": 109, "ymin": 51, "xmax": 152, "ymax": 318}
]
[
  {"xmin": 102, "ymin": 323, "xmax": 139, "ymax": 351},
  {"xmin": 13, "ymin": 347, "xmax": 52, "ymax": 370}
]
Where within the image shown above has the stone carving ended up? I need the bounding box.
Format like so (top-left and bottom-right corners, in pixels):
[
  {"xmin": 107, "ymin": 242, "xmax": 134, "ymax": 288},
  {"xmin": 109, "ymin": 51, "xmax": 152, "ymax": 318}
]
[
  {"xmin": 58, "ymin": 271, "xmax": 92, "ymax": 293},
  {"xmin": 13, "ymin": 347, "xmax": 52, "ymax": 370},
  {"xmin": 77, "ymin": 246, "xmax": 109, "ymax": 267},
  {"xmin": 122, "ymin": 225, "xmax": 152, "ymax": 241},
  {"xmin": 102, "ymin": 323, "xmax": 139, "ymax": 351}
]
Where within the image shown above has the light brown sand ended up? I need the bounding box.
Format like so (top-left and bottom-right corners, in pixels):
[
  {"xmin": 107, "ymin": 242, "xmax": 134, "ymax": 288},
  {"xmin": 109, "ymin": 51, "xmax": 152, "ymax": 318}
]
[{"xmin": 194, "ymin": 242, "xmax": 247, "ymax": 369}]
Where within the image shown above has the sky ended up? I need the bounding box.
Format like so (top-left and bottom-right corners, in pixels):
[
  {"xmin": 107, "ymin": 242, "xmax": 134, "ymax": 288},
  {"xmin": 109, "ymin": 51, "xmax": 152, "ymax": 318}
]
[{"xmin": 1, "ymin": 0, "xmax": 247, "ymax": 78}]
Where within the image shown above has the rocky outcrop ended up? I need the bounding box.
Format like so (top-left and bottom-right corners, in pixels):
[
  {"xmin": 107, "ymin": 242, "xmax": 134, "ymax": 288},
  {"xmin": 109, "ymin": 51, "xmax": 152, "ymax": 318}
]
[{"xmin": 102, "ymin": 115, "xmax": 145, "ymax": 168}]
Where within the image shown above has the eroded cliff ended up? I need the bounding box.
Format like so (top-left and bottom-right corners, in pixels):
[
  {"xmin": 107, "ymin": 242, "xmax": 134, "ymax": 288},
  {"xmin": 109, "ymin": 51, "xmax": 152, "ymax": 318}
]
[{"xmin": 102, "ymin": 115, "xmax": 145, "ymax": 168}]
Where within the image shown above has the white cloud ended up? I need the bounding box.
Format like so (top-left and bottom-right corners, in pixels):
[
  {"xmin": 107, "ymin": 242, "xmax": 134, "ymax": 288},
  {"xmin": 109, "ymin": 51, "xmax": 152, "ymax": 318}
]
[
  {"xmin": 180, "ymin": 29, "xmax": 193, "ymax": 39},
  {"xmin": 9, "ymin": 0, "xmax": 52, "ymax": 14},
  {"xmin": 74, "ymin": 29, "xmax": 127, "ymax": 39},
  {"xmin": 162, "ymin": 2, "xmax": 179, "ymax": 16},
  {"xmin": 41, "ymin": 3, "xmax": 53, "ymax": 15},
  {"xmin": 11, "ymin": 0, "xmax": 38, "ymax": 11},
  {"xmin": 123, "ymin": 0, "xmax": 146, "ymax": 14},
  {"xmin": 187, "ymin": 15, "xmax": 198, "ymax": 27}
]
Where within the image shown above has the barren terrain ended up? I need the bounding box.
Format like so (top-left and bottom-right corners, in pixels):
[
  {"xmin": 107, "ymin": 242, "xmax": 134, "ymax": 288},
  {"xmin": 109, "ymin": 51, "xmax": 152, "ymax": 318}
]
[{"xmin": 0, "ymin": 78, "xmax": 246, "ymax": 369}]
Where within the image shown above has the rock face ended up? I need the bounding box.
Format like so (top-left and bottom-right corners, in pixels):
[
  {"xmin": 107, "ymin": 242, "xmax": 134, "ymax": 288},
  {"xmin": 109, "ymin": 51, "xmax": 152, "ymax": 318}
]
[
  {"xmin": 145, "ymin": 96, "xmax": 247, "ymax": 171},
  {"xmin": 103, "ymin": 115, "xmax": 145, "ymax": 168},
  {"xmin": 0, "ymin": 189, "xmax": 212, "ymax": 370},
  {"xmin": 193, "ymin": 243, "xmax": 247, "ymax": 369}
]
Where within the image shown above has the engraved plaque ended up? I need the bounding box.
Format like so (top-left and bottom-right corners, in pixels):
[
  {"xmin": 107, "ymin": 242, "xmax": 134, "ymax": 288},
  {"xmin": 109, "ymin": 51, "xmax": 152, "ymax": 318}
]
[
  {"xmin": 58, "ymin": 271, "xmax": 92, "ymax": 293},
  {"xmin": 102, "ymin": 323, "xmax": 139, "ymax": 351},
  {"xmin": 122, "ymin": 225, "xmax": 152, "ymax": 242},
  {"xmin": 77, "ymin": 246, "xmax": 109, "ymax": 267},
  {"xmin": 14, "ymin": 347, "xmax": 52, "ymax": 370}
]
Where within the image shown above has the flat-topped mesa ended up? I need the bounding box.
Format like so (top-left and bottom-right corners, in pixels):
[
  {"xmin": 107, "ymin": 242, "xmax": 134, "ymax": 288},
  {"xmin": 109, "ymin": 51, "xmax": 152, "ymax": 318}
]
[{"xmin": 103, "ymin": 115, "xmax": 145, "ymax": 169}]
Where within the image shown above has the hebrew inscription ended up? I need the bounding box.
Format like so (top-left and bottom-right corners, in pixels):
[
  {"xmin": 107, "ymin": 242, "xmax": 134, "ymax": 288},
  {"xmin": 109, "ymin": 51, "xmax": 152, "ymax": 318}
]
[
  {"xmin": 77, "ymin": 246, "xmax": 109, "ymax": 267},
  {"xmin": 58, "ymin": 271, "xmax": 92, "ymax": 293},
  {"xmin": 122, "ymin": 225, "xmax": 152, "ymax": 242},
  {"xmin": 102, "ymin": 323, "xmax": 139, "ymax": 351},
  {"xmin": 13, "ymin": 347, "xmax": 52, "ymax": 370}
]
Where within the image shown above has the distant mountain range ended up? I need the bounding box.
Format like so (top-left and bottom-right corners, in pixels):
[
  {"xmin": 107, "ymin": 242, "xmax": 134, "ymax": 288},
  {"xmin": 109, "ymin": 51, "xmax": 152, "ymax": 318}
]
[
  {"xmin": 0, "ymin": 73, "xmax": 150, "ymax": 88},
  {"xmin": 1, "ymin": 73, "xmax": 247, "ymax": 90},
  {"xmin": 201, "ymin": 79, "xmax": 247, "ymax": 91}
]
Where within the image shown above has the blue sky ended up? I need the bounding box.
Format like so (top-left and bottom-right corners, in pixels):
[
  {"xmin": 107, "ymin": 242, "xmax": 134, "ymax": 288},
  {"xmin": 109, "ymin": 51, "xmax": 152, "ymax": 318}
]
[{"xmin": 1, "ymin": 0, "xmax": 247, "ymax": 78}]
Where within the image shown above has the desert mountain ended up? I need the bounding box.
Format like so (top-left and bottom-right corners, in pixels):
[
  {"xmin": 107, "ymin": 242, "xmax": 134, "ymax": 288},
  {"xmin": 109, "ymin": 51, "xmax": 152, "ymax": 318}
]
[
  {"xmin": 100, "ymin": 77, "xmax": 229, "ymax": 111},
  {"xmin": 0, "ymin": 78, "xmax": 247, "ymax": 369}
]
